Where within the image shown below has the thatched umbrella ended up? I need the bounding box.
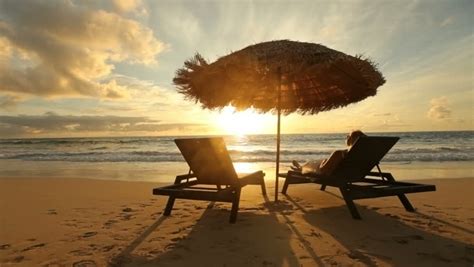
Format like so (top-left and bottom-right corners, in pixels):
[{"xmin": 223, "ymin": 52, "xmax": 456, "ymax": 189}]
[{"xmin": 173, "ymin": 40, "xmax": 385, "ymax": 201}]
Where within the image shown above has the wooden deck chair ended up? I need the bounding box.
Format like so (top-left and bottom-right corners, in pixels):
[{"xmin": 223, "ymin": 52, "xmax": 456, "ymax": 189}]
[
  {"xmin": 153, "ymin": 137, "xmax": 266, "ymax": 223},
  {"xmin": 279, "ymin": 136, "xmax": 436, "ymax": 219}
]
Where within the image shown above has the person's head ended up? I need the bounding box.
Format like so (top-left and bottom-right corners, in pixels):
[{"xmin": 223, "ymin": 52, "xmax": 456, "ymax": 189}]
[{"xmin": 346, "ymin": 130, "xmax": 366, "ymax": 147}]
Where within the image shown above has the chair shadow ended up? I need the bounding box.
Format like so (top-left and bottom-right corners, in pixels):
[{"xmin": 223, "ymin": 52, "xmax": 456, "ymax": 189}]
[
  {"xmin": 300, "ymin": 204, "xmax": 474, "ymax": 266},
  {"xmin": 108, "ymin": 196, "xmax": 317, "ymax": 267},
  {"xmin": 414, "ymin": 211, "xmax": 474, "ymax": 235},
  {"xmin": 109, "ymin": 216, "xmax": 168, "ymax": 266}
]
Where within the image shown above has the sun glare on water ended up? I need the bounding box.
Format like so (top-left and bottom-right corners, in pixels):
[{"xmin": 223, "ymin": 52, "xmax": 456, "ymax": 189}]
[{"xmin": 215, "ymin": 106, "xmax": 273, "ymax": 136}]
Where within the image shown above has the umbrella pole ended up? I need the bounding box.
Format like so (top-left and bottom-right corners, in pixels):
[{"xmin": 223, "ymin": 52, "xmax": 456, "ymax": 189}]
[{"xmin": 275, "ymin": 68, "xmax": 282, "ymax": 202}]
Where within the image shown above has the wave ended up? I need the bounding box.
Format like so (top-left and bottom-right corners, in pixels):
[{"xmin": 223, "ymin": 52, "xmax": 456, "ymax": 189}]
[
  {"xmin": 0, "ymin": 138, "xmax": 172, "ymax": 145},
  {"xmin": 1, "ymin": 149, "xmax": 472, "ymax": 163},
  {"xmin": 1, "ymin": 132, "xmax": 472, "ymax": 163}
]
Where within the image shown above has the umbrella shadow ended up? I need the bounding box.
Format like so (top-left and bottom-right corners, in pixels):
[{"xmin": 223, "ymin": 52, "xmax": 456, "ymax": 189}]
[
  {"xmin": 262, "ymin": 195, "xmax": 326, "ymax": 266},
  {"xmin": 298, "ymin": 202, "xmax": 474, "ymax": 266},
  {"xmin": 108, "ymin": 197, "xmax": 316, "ymax": 267}
]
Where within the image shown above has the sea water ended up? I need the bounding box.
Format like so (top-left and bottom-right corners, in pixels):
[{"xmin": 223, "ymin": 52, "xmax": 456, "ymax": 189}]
[{"xmin": 0, "ymin": 131, "xmax": 472, "ymax": 182}]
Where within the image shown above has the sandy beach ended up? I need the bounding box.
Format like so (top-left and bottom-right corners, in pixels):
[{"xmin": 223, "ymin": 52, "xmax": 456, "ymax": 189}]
[{"xmin": 0, "ymin": 176, "xmax": 473, "ymax": 266}]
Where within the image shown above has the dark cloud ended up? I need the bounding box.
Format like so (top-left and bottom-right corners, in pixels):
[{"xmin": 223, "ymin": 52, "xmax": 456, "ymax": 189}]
[{"xmin": 0, "ymin": 113, "xmax": 203, "ymax": 137}]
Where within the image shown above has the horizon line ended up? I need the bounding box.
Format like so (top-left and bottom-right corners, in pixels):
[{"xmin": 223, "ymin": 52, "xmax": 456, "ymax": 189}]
[{"xmin": 1, "ymin": 129, "xmax": 473, "ymax": 140}]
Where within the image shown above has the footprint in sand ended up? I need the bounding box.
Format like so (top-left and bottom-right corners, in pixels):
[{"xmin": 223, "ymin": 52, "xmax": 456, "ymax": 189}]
[
  {"xmin": 82, "ymin": 232, "xmax": 98, "ymax": 238},
  {"xmin": 47, "ymin": 209, "xmax": 58, "ymax": 215},
  {"xmin": 308, "ymin": 230, "xmax": 322, "ymax": 238},
  {"xmin": 0, "ymin": 244, "xmax": 11, "ymax": 250},
  {"xmin": 7, "ymin": 255, "xmax": 25, "ymax": 263},
  {"xmin": 417, "ymin": 252, "xmax": 452, "ymax": 262},
  {"xmin": 171, "ymin": 228, "xmax": 183, "ymax": 234},
  {"xmin": 72, "ymin": 259, "xmax": 97, "ymax": 267},
  {"xmin": 262, "ymin": 260, "xmax": 275, "ymax": 266},
  {"xmin": 101, "ymin": 244, "xmax": 115, "ymax": 252},
  {"xmin": 122, "ymin": 207, "xmax": 133, "ymax": 212},
  {"xmin": 241, "ymin": 207, "xmax": 257, "ymax": 211},
  {"xmin": 165, "ymin": 243, "xmax": 176, "ymax": 250},
  {"xmin": 170, "ymin": 236, "xmax": 183, "ymax": 242},
  {"xmin": 103, "ymin": 219, "xmax": 118, "ymax": 228},
  {"xmin": 70, "ymin": 249, "xmax": 93, "ymax": 256},
  {"xmin": 120, "ymin": 214, "xmax": 133, "ymax": 220},
  {"xmin": 21, "ymin": 243, "xmax": 46, "ymax": 252},
  {"xmin": 384, "ymin": 213, "xmax": 400, "ymax": 219},
  {"xmin": 393, "ymin": 234, "xmax": 424, "ymax": 244},
  {"xmin": 148, "ymin": 236, "xmax": 164, "ymax": 242}
]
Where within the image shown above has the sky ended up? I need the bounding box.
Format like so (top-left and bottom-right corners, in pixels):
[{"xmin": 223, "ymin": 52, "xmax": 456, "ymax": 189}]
[{"xmin": 0, "ymin": 0, "xmax": 472, "ymax": 138}]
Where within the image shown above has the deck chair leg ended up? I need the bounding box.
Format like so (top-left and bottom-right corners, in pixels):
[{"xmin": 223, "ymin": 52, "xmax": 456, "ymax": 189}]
[
  {"xmin": 260, "ymin": 177, "xmax": 267, "ymax": 195},
  {"xmin": 163, "ymin": 196, "xmax": 176, "ymax": 216},
  {"xmin": 339, "ymin": 188, "xmax": 361, "ymax": 220},
  {"xmin": 397, "ymin": 194, "xmax": 415, "ymax": 212},
  {"xmin": 229, "ymin": 188, "xmax": 241, "ymax": 223},
  {"xmin": 320, "ymin": 185, "xmax": 326, "ymax": 191},
  {"xmin": 383, "ymin": 173, "xmax": 416, "ymax": 212},
  {"xmin": 282, "ymin": 178, "xmax": 290, "ymax": 195}
]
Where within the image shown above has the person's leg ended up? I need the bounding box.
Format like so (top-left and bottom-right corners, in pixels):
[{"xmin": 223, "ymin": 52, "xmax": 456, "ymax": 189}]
[
  {"xmin": 302, "ymin": 159, "xmax": 324, "ymax": 174},
  {"xmin": 291, "ymin": 160, "xmax": 302, "ymax": 171}
]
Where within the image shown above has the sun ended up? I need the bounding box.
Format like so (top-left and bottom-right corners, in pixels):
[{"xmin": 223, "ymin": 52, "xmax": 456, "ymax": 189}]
[{"xmin": 215, "ymin": 106, "xmax": 273, "ymax": 136}]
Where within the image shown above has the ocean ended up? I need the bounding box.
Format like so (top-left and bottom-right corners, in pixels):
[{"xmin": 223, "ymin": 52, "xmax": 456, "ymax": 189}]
[{"xmin": 0, "ymin": 131, "xmax": 473, "ymax": 182}]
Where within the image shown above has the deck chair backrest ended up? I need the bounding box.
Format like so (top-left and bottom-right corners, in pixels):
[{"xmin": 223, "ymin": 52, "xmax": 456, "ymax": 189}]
[
  {"xmin": 175, "ymin": 137, "xmax": 239, "ymax": 186},
  {"xmin": 333, "ymin": 136, "xmax": 399, "ymax": 182}
]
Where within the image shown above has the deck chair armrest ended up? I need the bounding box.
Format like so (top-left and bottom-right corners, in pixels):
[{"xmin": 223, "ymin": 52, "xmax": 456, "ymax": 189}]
[
  {"xmin": 175, "ymin": 173, "xmax": 197, "ymax": 184},
  {"xmin": 238, "ymin": 171, "xmax": 265, "ymax": 186}
]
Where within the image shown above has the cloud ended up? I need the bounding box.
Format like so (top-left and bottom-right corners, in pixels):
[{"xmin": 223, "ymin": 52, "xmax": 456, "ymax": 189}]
[
  {"xmin": 0, "ymin": 113, "xmax": 204, "ymax": 137},
  {"xmin": 427, "ymin": 96, "xmax": 452, "ymax": 120},
  {"xmin": 0, "ymin": 0, "xmax": 164, "ymax": 99},
  {"xmin": 440, "ymin": 17, "xmax": 453, "ymax": 27},
  {"xmin": 372, "ymin": 112, "xmax": 392, "ymax": 117},
  {"xmin": 101, "ymin": 74, "xmax": 196, "ymax": 112},
  {"xmin": 0, "ymin": 95, "xmax": 23, "ymax": 110},
  {"xmin": 112, "ymin": 0, "xmax": 144, "ymax": 13}
]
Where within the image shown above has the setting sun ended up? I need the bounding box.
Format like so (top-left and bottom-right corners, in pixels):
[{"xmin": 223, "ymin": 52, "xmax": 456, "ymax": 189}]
[{"xmin": 215, "ymin": 106, "xmax": 274, "ymax": 136}]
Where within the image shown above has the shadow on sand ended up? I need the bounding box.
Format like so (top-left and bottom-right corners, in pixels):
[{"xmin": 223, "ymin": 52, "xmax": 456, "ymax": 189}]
[
  {"xmin": 109, "ymin": 195, "xmax": 318, "ymax": 266},
  {"xmin": 109, "ymin": 191, "xmax": 473, "ymax": 267},
  {"xmin": 281, "ymin": 192, "xmax": 474, "ymax": 267}
]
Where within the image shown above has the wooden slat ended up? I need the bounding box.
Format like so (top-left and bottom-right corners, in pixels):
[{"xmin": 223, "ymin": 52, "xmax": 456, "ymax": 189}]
[
  {"xmin": 155, "ymin": 180, "xmax": 199, "ymax": 190},
  {"xmin": 348, "ymin": 184, "xmax": 436, "ymax": 200},
  {"xmin": 153, "ymin": 187, "xmax": 236, "ymax": 202}
]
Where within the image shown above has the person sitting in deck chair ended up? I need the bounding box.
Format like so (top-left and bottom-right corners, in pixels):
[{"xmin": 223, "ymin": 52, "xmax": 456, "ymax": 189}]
[{"xmin": 291, "ymin": 130, "xmax": 367, "ymax": 175}]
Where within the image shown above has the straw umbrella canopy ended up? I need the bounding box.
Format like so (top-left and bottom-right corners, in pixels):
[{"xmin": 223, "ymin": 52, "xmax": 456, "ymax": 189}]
[{"xmin": 173, "ymin": 40, "xmax": 385, "ymax": 201}]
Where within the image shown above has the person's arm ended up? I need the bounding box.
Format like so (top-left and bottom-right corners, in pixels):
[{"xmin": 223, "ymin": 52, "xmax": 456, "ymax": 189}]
[{"xmin": 319, "ymin": 150, "xmax": 346, "ymax": 174}]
